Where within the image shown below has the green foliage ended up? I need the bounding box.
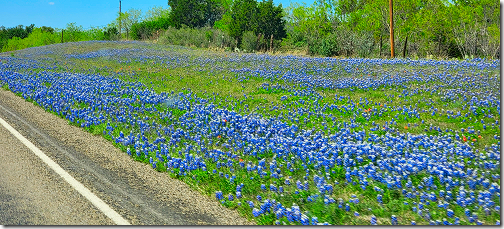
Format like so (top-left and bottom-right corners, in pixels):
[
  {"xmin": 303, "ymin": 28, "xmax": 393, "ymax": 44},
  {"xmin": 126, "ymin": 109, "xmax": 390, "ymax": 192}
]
[
  {"xmin": 1, "ymin": 28, "xmax": 59, "ymax": 52},
  {"xmin": 1, "ymin": 23, "xmax": 115, "ymax": 52},
  {"xmin": 240, "ymin": 31, "xmax": 258, "ymax": 52},
  {"xmin": 104, "ymin": 27, "xmax": 120, "ymax": 41},
  {"xmin": 0, "ymin": 0, "xmax": 498, "ymax": 59},
  {"xmin": 144, "ymin": 6, "xmax": 171, "ymax": 21},
  {"xmin": 228, "ymin": 0, "xmax": 257, "ymax": 46},
  {"xmin": 0, "ymin": 24, "xmax": 35, "ymax": 50},
  {"xmin": 228, "ymin": 0, "xmax": 286, "ymax": 49},
  {"xmin": 84, "ymin": 27, "xmax": 106, "ymax": 41},
  {"xmin": 40, "ymin": 26, "xmax": 55, "ymax": 34},
  {"xmin": 114, "ymin": 8, "xmax": 143, "ymax": 39},
  {"xmin": 63, "ymin": 22, "xmax": 85, "ymax": 42},
  {"xmin": 281, "ymin": 0, "xmax": 499, "ymax": 59},
  {"xmin": 307, "ymin": 33, "xmax": 339, "ymax": 57},
  {"xmin": 158, "ymin": 26, "xmax": 236, "ymax": 49},
  {"xmin": 131, "ymin": 17, "xmax": 172, "ymax": 40},
  {"xmin": 213, "ymin": 9, "xmax": 232, "ymax": 31},
  {"xmin": 254, "ymin": 0, "xmax": 287, "ymax": 49},
  {"xmin": 168, "ymin": 0, "xmax": 223, "ymax": 29}
]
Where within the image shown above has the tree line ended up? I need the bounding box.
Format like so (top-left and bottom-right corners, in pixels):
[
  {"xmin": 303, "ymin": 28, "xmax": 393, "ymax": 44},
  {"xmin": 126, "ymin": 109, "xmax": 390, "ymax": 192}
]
[
  {"xmin": 1, "ymin": 0, "xmax": 500, "ymax": 59},
  {"xmin": 125, "ymin": 0, "xmax": 502, "ymax": 58}
]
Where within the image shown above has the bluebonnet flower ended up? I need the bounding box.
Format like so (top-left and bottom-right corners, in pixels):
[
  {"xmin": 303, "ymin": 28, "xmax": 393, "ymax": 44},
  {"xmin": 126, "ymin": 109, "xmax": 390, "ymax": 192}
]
[
  {"xmin": 464, "ymin": 208, "xmax": 471, "ymax": 217},
  {"xmin": 300, "ymin": 214, "xmax": 310, "ymax": 225},
  {"xmin": 377, "ymin": 194, "xmax": 383, "ymax": 204},
  {"xmin": 391, "ymin": 215, "xmax": 398, "ymax": 225},
  {"xmin": 252, "ymin": 208, "xmax": 261, "ymax": 217},
  {"xmin": 454, "ymin": 217, "xmax": 460, "ymax": 225},
  {"xmin": 370, "ymin": 215, "xmax": 377, "ymax": 225},
  {"xmin": 447, "ymin": 209, "xmax": 454, "ymax": 218}
]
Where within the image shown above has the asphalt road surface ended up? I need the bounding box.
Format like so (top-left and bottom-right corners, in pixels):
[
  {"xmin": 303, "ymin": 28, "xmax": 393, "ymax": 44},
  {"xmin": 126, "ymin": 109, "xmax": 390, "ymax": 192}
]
[{"xmin": 0, "ymin": 88, "xmax": 253, "ymax": 225}]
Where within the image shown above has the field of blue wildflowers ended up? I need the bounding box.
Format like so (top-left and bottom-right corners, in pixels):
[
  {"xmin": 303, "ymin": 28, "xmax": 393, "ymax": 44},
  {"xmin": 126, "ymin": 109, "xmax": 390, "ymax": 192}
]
[{"xmin": 0, "ymin": 41, "xmax": 500, "ymax": 225}]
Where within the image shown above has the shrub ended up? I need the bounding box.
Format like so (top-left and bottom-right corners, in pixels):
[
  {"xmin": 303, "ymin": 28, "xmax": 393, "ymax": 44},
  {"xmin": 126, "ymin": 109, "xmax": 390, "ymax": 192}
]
[
  {"xmin": 307, "ymin": 33, "xmax": 339, "ymax": 57},
  {"xmin": 131, "ymin": 17, "xmax": 172, "ymax": 40},
  {"xmin": 104, "ymin": 27, "xmax": 120, "ymax": 41},
  {"xmin": 159, "ymin": 27, "xmax": 236, "ymax": 49},
  {"xmin": 241, "ymin": 31, "xmax": 258, "ymax": 52},
  {"xmin": 1, "ymin": 28, "xmax": 59, "ymax": 52}
]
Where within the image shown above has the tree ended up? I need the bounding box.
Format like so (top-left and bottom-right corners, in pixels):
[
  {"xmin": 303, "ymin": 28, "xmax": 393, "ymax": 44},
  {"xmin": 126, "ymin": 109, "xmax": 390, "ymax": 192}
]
[
  {"xmin": 168, "ymin": 0, "xmax": 223, "ymax": 28},
  {"xmin": 448, "ymin": 0, "xmax": 500, "ymax": 58},
  {"xmin": 40, "ymin": 26, "xmax": 55, "ymax": 34},
  {"xmin": 64, "ymin": 22, "xmax": 85, "ymax": 42},
  {"xmin": 145, "ymin": 6, "xmax": 171, "ymax": 21},
  {"xmin": 116, "ymin": 8, "xmax": 143, "ymax": 39},
  {"xmin": 213, "ymin": 0, "xmax": 233, "ymax": 31},
  {"xmin": 254, "ymin": 0, "xmax": 287, "ymax": 50},
  {"xmin": 229, "ymin": 0, "xmax": 257, "ymax": 45},
  {"xmin": 104, "ymin": 27, "xmax": 120, "ymax": 40}
]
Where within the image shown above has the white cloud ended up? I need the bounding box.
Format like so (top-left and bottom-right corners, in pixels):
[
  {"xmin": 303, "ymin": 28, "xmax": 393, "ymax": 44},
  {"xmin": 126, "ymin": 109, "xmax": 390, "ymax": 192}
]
[{"xmin": 49, "ymin": 2, "xmax": 54, "ymax": 5}]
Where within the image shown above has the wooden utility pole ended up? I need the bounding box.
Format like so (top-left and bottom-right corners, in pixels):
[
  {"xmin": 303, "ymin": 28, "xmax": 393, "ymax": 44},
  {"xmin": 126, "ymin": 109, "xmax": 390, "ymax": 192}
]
[
  {"xmin": 389, "ymin": 0, "xmax": 394, "ymax": 58},
  {"xmin": 119, "ymin": 1, "xmax": 122, "ymax": 35}
]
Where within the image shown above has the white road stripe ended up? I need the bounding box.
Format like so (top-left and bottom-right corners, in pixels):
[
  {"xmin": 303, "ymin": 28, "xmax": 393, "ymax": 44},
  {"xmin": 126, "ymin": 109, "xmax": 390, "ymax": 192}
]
[{"xmin": 0, "ymin": 117, "xmax": 130, "ymax": 225}]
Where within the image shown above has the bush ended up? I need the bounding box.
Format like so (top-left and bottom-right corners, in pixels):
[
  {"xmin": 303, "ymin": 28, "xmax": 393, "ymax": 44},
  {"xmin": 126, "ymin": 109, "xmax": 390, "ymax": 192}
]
[
  {"xmin": 63, "ymin": 22, "xmax": 85, "ymax": 42},
  {"xmin": 104, "ymin": 27, "xmax": 120, "ymax": 41},
  {"xmin": 160, "ymin": 26, "xmax": 206, "ymax": 47},
  {"xmin": 2, "ymin": 28, "xmax": 59, "ymax": 52},
  {"xmin": 159, "ymin": 27, "xmax": 236, "ymax": 49},
  {"xmin": 84, "ymin": 27, "xmax": 106, "ymax": 41},
  {"xmin": 307, "ymin": 33, "xmax": 339, "ymax": 57},
  {"xmin": 241, "ymin": 31, "xmax": 258, "ymax": 52},
  {"xmin": 131, "ymin": 17, "xmax": 172, "ymax": 40},
  {"xmin": 212, "ymin": 29, "xmax": 237, "ymax": 49}
]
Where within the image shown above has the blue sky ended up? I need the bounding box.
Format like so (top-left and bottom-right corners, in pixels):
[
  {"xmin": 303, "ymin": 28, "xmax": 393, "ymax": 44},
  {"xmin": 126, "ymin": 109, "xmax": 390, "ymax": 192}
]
[{"xmin": 0, "ymin": 0, "xmax": 314, "ymax": 30}]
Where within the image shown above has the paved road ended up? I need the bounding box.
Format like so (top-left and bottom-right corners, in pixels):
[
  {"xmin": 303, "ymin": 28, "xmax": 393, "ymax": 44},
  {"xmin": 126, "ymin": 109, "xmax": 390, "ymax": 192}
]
[{"xmin": 0, "ymin": 89, "xmax": 252, "ymax": 225}]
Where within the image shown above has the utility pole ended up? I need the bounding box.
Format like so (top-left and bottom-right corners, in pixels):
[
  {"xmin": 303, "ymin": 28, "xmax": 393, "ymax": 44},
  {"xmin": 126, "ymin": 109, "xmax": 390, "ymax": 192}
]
[
  {"xmin": 61, "ymin": 29, "xmax": 64, "ymax": 43},
  {"xmin": 389, "ymin": 0, "xmax": 394, "ymax": 58},
  {"xmin": 119, "ymin": 1, "xmax": 122, "ymax": 36}
]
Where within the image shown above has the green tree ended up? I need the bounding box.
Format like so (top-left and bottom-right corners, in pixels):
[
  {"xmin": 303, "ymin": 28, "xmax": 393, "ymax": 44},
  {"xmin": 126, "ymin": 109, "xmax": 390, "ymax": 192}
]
[
  {"xmin": 254, "ymin": 0, "xmax": 287, "ymax": 50},
  {"xmin": 229, "ymin": 0, "xmax": 257, "ymax": 46},
  {"xmin": 213, "ymin": 0, "xmax": 233, "ymax": 31},
  {"xmin": 64, "ymin": 22, "xmax": 85, "ymax": 42},
  {"xmin": 448, "ymin": 0, "xmax": 500, "ymax": 58},
  {"xmin": 116, "ymin": 8, "xmax": 143, "ymax": 39},
  {"xmin": 104, "ymin": 27, "xmax": 120, "ymax": 40},
  {"xmin": 168, "ymin": 0, "xmax": 222, "ymax": 28},
  {"xmin": 40, "ymin": 26, "xmax": 55, "ymax": 34},
  {"xmin": 2, "ymin": 28, "xmax": 59, "ymax": 52},
  {"xmin": 145, "ymin": 6, "xmax": 171, "ymax": 21}
]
